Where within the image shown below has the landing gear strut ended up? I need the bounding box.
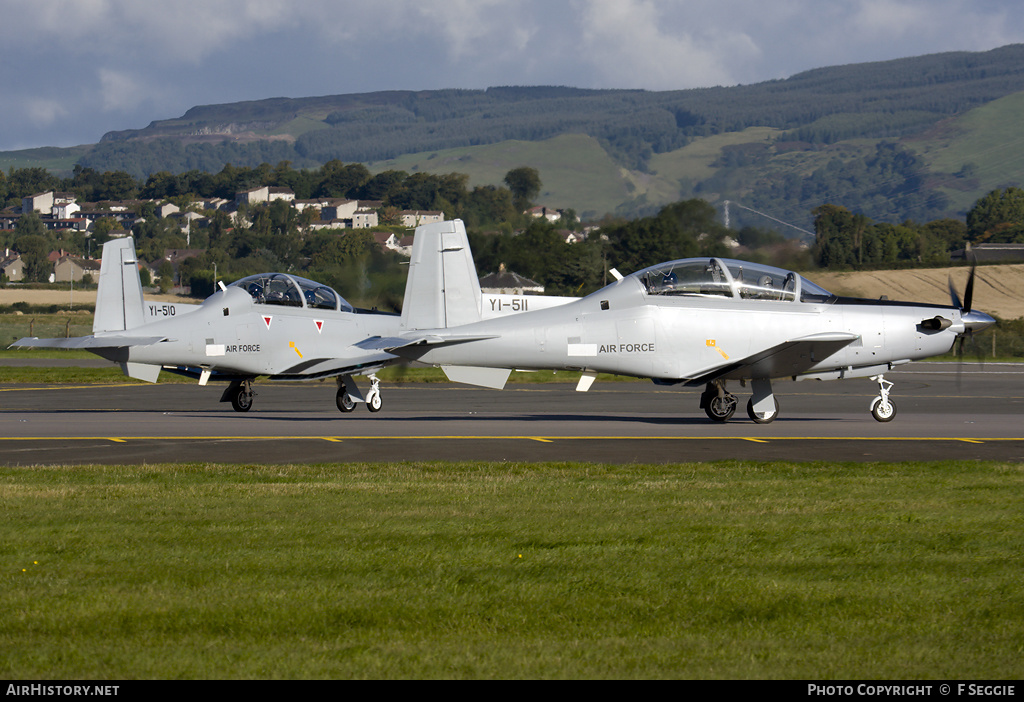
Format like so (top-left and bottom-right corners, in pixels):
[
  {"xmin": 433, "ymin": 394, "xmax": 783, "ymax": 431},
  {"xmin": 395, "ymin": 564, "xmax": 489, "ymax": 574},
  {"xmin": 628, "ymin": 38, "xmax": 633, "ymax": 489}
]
[
  {"xmin": 336, "ymin": 374, "xmax": 383, "ymax": 414},
  {"xmin": 869, "ymin": 375, "xmax": 896, "ymax": 422},
  {"xmin": 700, "ymin": 378, "xmax": 780, "ymax": 424}
]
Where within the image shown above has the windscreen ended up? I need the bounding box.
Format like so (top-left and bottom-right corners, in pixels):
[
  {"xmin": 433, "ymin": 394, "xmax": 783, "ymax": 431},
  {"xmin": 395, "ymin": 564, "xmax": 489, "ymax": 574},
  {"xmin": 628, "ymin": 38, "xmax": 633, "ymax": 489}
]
[{"xmin": 229, "ymin": 273, "xmax": 353, "ymax": 312}]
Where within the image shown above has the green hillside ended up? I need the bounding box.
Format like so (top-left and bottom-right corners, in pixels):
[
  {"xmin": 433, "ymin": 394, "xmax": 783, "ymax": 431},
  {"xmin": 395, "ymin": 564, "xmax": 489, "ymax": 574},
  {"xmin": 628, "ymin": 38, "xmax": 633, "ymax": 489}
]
[
  {"xmin": 909, "ymin": 91, "xmax": 1024, "ymax": 213},
  {"xmin": 0, "ymin": 145, "xmax": 90, "ymax": 175},
  {"xmin": 369, "ymin": 134, "xmax": 633, "ymax": 219}
]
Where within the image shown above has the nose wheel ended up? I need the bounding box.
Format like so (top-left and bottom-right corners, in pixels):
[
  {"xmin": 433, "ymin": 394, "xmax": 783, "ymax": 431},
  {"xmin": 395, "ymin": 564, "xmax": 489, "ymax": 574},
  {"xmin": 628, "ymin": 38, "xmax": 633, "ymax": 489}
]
[{"xmin": 869, "ymin": 375, "xmax": 896, "ymax": 422}]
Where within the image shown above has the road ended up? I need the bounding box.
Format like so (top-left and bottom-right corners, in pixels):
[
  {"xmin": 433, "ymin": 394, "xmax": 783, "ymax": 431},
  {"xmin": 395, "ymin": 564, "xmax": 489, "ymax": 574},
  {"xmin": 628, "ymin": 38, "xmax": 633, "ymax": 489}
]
[{"xmin": 1, "ymin": 362, "xmax": 1023, "ymax": 464}]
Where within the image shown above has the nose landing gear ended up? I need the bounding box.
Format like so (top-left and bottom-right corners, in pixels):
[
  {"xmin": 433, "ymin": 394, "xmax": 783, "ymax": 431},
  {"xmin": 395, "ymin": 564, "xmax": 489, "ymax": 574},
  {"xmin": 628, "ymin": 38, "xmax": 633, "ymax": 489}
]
[{"xmin": 869, "ymin": 375, "xmax": 896, "ymax": 422}]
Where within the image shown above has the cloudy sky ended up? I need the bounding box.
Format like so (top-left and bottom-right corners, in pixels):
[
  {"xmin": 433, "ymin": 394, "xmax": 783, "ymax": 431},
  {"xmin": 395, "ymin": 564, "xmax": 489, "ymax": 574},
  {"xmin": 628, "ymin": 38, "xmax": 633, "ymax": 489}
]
[{"xmin": 3, "ymin": 0, "xmax": 1024, "ymax": 152}]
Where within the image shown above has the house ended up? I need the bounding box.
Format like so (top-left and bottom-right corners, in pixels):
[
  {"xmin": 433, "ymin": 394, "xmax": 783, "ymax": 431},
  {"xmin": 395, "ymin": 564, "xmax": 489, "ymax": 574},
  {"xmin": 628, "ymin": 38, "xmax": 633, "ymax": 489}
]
[
  {"xmin": 953, "ymin": 242, "xmax": 1024, "ymax": 262},
  {"xmin": 308, "ymin": 202, "xmax": 379, "ymax": 230},
  {"xmin": 320, "ymin": 199, "xmax": 359, "ymax": 220},
  {"xmin": 156, "ymin": 202, "xmax": 180, "ymax": 218},
  {"xmin": 371, "ymin": 232, "xmax": 415, "ymax": 257},
  {"xmin": 235, "ymin": 186, "xmax": 295, "ymax": 206},
  {"xmin": 46, "ymin": 217, "xmax": 88, "ymax": 232},
  {"xmin": 293, "ymin": 198, "xmax": 333, "ymax": 214},
  {"xmin": 0, "ymin": 213, "xmax": 18, "ymax": 231},
  {"xmin": 526, "ymin": 206, "xmax": 563, "ymax": 223},
  {"xmin": 478, "ymin": 263, "xmax": 545, "ymax": 295},
  {"xmin": 53, "ymin": 255, "xmax": 101, "ymax": 283},
  {"xmin": 52, "ymin": 200, "xmax": 81, "ymax": 219},
  {"xmin": 22, "ymin": 191, "xmax": 77, "ymax": 215},
  {"xmin": 400, "ymin": 210, "xmax": 444, "ymax": 227},
  {"xmin": 351, "ymin": 208, "xmax": 379, "ymax": 229},
  {"xmin": 1, "ymin": 251, "xmax": 25, "ymax": 282}
]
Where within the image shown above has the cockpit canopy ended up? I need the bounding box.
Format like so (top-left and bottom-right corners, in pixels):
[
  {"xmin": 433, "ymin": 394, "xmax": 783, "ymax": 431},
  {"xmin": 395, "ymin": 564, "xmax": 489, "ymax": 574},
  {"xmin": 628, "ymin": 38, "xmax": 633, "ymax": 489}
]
[
  {"xmin": 229, "ymin": 273, "xmax": 354, "ymax": 312},
  {"xmin": 635, "ymin": 258, "xmax": 834, "ymax": 303}
]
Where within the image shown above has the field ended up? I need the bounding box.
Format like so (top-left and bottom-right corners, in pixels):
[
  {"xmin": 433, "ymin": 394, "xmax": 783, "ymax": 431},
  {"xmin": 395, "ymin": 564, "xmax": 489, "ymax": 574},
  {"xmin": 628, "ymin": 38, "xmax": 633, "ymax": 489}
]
[
  {"xmin": 810, "ymin": 263, "xmax": 1024, "ymax": 320},
  {"xmin": 2, "ymin": 461, "xmax": 1022, "ymax": 679}
]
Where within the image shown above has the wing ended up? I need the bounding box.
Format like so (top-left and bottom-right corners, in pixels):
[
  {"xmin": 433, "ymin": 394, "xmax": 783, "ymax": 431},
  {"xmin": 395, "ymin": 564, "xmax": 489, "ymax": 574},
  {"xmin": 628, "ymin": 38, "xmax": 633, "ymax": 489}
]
[{"xmin": 683, "ymin": 332, "xmax": 860, "ymax": 386}]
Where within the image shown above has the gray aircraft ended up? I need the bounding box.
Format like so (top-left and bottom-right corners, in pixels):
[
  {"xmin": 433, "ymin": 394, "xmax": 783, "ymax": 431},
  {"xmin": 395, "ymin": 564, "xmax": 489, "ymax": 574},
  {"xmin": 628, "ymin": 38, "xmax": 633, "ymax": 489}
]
[
  {"xmin": 391, "ymin": 221, "xmax": 996, "ymax": 423},
  {"xmin": 10, "ymin": 225, "xmax": 572, "ymax": 413}
]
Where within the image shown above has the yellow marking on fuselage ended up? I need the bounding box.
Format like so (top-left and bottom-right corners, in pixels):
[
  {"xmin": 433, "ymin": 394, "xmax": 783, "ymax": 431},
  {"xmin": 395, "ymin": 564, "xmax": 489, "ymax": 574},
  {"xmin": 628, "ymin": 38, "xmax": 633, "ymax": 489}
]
[{"xmin": 706, "ymin": 339, "xmax": 730, "ymax": 360}]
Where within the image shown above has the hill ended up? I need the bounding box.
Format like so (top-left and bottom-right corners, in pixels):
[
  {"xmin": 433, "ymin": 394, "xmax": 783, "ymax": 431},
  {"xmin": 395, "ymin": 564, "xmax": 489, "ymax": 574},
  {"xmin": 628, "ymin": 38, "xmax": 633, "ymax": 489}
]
[{"xmin": 8, "ymin": 44, "xmax": 1024, "ymax": 229}]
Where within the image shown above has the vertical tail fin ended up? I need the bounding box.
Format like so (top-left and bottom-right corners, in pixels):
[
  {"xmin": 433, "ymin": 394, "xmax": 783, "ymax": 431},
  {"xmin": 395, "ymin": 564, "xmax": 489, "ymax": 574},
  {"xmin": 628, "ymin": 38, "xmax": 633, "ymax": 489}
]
[
  {"xmin": 400, "ymin": 220, "xmax": 482, "ymax": 331},
  {"xmin": 93, "ymin": 237, "xmax": 145, "ymax": 333}
]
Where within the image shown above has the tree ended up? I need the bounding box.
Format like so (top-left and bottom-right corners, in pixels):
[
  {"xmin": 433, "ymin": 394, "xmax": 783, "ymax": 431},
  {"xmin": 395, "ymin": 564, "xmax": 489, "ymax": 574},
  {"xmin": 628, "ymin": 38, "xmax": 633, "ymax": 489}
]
[
  {"xmin": 967, "ymin": 187, "xmax": 1024, "ymax": 243},
  {"xmin": 503, "ymin": 167, "xmax": 541, "ymax": 212},
  {"xmin": 13, "ymin": 228, "xmax": 51, "ymax": 283}
]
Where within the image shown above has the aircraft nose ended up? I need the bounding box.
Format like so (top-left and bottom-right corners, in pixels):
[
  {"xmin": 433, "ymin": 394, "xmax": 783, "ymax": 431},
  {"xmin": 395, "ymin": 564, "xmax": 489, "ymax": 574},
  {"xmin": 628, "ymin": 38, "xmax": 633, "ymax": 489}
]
[{"xmin": 963, "ymin": 309, "xmax": 996, "ymax": 334}]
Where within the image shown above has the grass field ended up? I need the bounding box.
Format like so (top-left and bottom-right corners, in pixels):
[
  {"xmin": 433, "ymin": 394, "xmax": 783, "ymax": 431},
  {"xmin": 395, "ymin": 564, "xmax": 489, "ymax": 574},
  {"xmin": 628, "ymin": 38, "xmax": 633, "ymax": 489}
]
[{"xmin": 2, "ymin": 461, "xmax": 1021, "ymax": 679}]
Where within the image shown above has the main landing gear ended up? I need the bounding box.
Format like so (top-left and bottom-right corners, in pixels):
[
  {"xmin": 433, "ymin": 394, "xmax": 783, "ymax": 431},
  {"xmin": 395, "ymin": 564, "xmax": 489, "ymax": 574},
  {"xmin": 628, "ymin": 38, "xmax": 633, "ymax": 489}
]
[
  {"xmin": 701, "ymin": 374, "xmax": 899, "ymax": 423},
  {"xmin": 224, "ymin": 379, "xmax": 255, "ymax": 413},
  {"xmin": 222, "ymin": 375, "xmax": 386, "ymax": 414},
  {"xmin": 336, "ymin": 374, "xmax": 383, "ymax": 414},
  {"xmin": 700, "ymin": 380, "xmax": 738, "ymax": 422},
  {"xmin": 702, "ymin": 379, "xmax": 780, "ymax": 424}
]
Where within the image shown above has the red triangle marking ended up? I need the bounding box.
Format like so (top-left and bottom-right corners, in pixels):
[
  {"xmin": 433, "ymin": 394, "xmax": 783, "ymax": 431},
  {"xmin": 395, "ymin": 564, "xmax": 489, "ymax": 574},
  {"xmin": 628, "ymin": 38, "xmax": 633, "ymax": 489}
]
[
  {"xmin": 314, "ymin": 320, "xmax": 324, "ymax": 333},
  {"xmin": 263, "ymin": 315, "xmax": 273, "ymax": 329}
]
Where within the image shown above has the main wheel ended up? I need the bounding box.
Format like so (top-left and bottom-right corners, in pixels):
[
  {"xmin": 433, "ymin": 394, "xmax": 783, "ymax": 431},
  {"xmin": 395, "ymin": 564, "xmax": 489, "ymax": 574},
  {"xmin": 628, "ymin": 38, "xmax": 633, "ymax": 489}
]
[
  {"xmin": 231, "ymin": 386, "xmax": 253, "ymax": 413},
  {"xmin": 704, "ymin": 392, "xmax": 738, "ymax": 422},
  {"xmin": 336, "ymin": 388, "xmax": 356, "ymax": 413},
  {"xmin": 367, "ymin": 392, "xmax": 382, "ymax": 413},
  {"xmin": 746, "ymin": 397, "xmax": 779, "ymax": 424},
  {"xmin": 870, "ymin": 397, "xmax": 896, "ymax": 422}
]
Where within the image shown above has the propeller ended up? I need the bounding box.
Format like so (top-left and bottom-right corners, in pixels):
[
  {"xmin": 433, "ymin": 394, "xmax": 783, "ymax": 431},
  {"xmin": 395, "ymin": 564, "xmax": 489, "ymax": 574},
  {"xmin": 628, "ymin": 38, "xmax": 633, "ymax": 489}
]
[
  {"xmin": 948, "ymin": 261, "xmax": 995, "ymax": 340},
  {"xmin": 947, "ymin": 262, "xmax": 996, "ymax": 387}
]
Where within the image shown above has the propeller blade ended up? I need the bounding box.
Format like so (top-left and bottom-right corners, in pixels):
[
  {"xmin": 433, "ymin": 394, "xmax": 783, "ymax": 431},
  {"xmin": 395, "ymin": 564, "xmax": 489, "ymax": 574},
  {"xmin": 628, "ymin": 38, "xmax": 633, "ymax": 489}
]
[
  {"xmin": 963, "ymin": 262, "xmax": 976, "ymax": 314},
  {"xmin": 948, "ymin": 275, "xmax": 962, "ymax": 309}
]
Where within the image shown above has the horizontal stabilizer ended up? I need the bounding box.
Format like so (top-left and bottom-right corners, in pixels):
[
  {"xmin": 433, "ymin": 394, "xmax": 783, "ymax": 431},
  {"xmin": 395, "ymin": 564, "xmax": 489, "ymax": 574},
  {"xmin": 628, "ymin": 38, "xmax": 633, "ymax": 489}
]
[
  {"xmin": 442, "ymin": 365, "xmax": 511, "ymax": 389},
  {"xmin": 355, "ymin": 333, "xmax": 501, "ymax": 355},
  {"xmin": 353, "ymin": 336, "xmax": 427, "ymax": 351},
  {"xmin": 11, "ymin": 335, "xmax": 167, "ymax": 350}
]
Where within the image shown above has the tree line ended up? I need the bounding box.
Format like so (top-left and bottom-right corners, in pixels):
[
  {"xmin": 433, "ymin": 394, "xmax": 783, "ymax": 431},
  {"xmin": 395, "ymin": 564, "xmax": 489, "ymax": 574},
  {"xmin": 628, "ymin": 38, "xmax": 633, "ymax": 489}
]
[
  {"xmin": 5, "ymin": 155, "xmax": 1024, "ymax": 308},
  {"xmin": 811, "ymin": 187, "xmax": 1024, "ymax": 269}
]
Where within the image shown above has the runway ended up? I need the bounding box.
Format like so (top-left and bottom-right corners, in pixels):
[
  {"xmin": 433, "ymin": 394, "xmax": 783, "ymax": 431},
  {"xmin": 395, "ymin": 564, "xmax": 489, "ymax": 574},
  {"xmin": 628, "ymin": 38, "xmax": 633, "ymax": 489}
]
[{"xmin": 2, "ymin": 362, "xmax": 1023, "ymax": 464}]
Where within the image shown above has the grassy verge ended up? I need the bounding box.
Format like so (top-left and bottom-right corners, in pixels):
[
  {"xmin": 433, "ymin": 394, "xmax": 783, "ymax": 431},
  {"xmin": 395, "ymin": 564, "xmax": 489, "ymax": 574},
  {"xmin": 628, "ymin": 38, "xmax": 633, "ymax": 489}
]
[{"xmin": 2, "ymin": 461, "xmax": 1022, "ymax": 679}]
